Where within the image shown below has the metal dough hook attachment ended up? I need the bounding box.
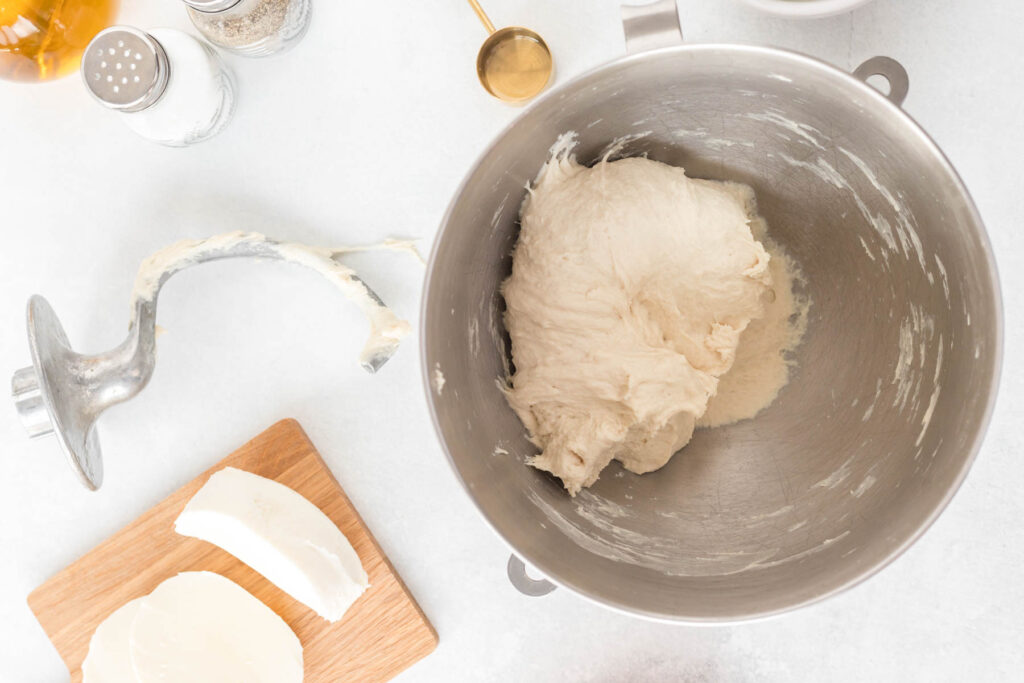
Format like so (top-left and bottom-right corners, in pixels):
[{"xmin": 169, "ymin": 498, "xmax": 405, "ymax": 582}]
[{"xmin": 11, "ymin": 233, "xmax": 408, "ymax": 490}]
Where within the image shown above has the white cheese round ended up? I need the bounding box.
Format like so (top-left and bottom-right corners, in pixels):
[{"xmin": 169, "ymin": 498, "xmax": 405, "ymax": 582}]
[
  {"xmin": 129, "ymin": 571, "xmax": 302, "ymax": 682},
  {"xmin": 82, "ymin": 598, "xmax": 142, "ymax": 682}
]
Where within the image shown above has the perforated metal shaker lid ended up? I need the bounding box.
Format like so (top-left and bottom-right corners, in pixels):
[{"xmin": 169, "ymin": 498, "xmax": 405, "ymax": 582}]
[{"xmin": 81, "ymin": 27, "xmax": 169, "ymax": 113}]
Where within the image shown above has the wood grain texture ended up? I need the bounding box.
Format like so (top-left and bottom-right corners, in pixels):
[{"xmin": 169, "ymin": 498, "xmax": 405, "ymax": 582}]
[{"xmin": 28, "ymin": 419, "xmax": 438, "ymax": 682}]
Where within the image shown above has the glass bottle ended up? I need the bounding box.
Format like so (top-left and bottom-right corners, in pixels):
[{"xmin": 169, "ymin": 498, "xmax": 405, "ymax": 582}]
[
  {"xmin": 0, "ymin": 0, "xmax": 119, "ymax": 82},
  {"xmin": 181, "ymin": 0, "xmax": 311, "ymax": 57},
  {"xmin": 81, "ymin": 26, "xmax": 235, "ymax": 147}
]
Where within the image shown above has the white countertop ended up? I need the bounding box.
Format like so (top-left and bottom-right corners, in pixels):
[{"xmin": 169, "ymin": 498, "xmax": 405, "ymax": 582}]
[{"xmin": 2, "ymin": 0, "xmax": 1021, "ymax": 680}]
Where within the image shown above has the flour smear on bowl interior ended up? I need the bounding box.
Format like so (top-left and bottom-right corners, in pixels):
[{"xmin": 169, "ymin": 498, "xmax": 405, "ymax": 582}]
[{"xmin": 501, "ymin": 134, "xmax": 809, "ymax": 495}]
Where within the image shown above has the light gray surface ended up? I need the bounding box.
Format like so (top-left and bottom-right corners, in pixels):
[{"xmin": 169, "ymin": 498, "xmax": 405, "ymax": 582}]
[{"xmin": 0, "ymin": 0, "xmax": 1020, "ymax": 680}]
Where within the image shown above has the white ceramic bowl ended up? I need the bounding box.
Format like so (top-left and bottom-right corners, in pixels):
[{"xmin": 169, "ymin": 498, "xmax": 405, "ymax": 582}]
[{"xmin": 739, "ymin": 0, "xmax": 875, "ymax": 18}]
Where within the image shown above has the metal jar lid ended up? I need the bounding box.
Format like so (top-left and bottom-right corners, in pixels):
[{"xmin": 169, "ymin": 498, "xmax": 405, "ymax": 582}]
[
  {"xmin": 181, "ymin": 0, "xmax": 243, "ymax": 12},
  {"xmin": 81, "ymin": 27, "xmax": 170, "ymax": 113}
]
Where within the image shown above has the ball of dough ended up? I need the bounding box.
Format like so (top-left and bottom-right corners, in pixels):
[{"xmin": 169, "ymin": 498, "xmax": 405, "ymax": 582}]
[{"xmin": 503, "ymin": 152, "xmax": 773, "ymax": 495}]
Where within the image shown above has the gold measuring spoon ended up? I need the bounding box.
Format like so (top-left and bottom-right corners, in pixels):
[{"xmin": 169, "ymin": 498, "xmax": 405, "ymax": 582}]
[{"xmin": 467, "ymin": 0, "xmax": 553, "ymax": 103}]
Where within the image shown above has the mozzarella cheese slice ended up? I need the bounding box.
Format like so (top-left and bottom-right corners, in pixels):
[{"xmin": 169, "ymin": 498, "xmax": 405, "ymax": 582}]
[
  {"xmin": 129, "ymin": 571, "xmax": 302, "ymax": 682},
  {"xmin": 175, "ymin": 467, "xmax": 369, "ymax": 622},
  {"xmin": 82, "ymin": 598, "xmax": 142, "ymax": 682}
]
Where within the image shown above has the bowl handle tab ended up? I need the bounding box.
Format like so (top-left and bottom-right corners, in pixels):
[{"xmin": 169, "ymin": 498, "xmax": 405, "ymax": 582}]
[
  {"xmin": 622, "ymin": 0, "xmax": 683, "ymax": 55},
  {"xmin": 507, "ymin": 554, "xmax": 557, "ymax": 597},
  {"xmin": 853, "ymin": 56, "xmax": 909, "ymax": 106}
]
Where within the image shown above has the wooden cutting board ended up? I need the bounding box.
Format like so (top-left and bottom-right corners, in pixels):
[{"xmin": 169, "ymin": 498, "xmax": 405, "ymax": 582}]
[{"xmin": 28, "ymin": 419, "xmax": 437, "ymax": 682}]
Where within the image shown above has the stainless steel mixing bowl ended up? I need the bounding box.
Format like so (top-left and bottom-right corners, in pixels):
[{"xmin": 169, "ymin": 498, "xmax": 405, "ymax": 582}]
[{"xmin": 422, "ymin": 2, "xmax": 1001, "ymax": 621}]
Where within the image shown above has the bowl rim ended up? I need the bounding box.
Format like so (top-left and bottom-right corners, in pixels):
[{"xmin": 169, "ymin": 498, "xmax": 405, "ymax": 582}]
[
  {"xmin": 737, "ymin": 0, "xmax": 876, "ymax": 19},
  {"xmin": 420, "ymin": 42, "xmax": 1004, "ymax": 624}
]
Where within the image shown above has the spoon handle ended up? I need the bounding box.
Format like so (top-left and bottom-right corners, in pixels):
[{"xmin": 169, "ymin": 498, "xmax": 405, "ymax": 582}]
[{"xmin": 467, "ymin": 0, "xmax": 496, "ymax": 34}]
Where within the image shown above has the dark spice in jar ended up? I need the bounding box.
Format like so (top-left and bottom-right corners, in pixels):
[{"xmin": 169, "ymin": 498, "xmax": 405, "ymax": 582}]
[{"xmin": 188, "ymin": 0, "xmax": 289, "ymax": 49}]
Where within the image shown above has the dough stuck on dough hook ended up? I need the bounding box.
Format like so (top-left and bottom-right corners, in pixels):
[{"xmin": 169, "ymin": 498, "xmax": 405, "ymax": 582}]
[{"xmin": 10, "ymin": 232, "xmax": 412, "ymax": 490}]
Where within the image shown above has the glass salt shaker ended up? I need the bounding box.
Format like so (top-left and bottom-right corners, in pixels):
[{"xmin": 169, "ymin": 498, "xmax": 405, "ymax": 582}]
[
  {"xmin": 81, "ymin": 26, "xmax": 235, "ymax": 147},
  {"xmin": 181, "ymin": 0, "xmax": 312, "ymax": 57}
]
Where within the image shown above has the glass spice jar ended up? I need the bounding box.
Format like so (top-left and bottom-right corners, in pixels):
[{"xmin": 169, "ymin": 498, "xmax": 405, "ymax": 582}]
[
  {"xmin": 181, "ymin": 0, "xmax": 311, "ymax": 57},
  {"xmin": 81, "ymin": 26, "xmax": 235, "ymax": 146}
]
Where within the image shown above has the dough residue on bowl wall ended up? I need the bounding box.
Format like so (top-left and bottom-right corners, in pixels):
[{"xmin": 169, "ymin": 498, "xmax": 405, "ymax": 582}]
[{"xmin": 501, "ymin": 134, "xmax": 810, "ymax": 495}]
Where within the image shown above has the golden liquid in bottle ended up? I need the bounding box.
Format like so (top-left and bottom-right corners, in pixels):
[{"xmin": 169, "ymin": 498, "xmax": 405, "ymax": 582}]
[{"xmin": 0, "ymin": 0, "xmax": 119, "ymax": 82}]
